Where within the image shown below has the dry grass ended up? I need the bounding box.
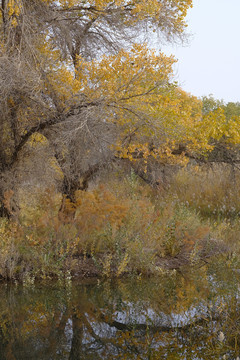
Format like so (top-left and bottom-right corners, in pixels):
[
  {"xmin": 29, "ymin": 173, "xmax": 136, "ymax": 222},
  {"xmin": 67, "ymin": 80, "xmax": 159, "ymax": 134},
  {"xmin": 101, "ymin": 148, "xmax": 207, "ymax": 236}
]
[
  {"xmin": 0, "ymin": 166, "xmax": 239, "ymax": 281},
  {"xmin": 171, "ymin": 163, "xmax": 240, "ymax": 218}
]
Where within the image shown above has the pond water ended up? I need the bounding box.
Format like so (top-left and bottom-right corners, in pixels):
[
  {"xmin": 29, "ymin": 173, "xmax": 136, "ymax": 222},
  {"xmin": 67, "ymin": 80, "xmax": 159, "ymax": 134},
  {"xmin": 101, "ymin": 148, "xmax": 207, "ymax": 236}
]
[{"xmin": 0, "ymin": 263, "xmax": 240, "ymax": 359}]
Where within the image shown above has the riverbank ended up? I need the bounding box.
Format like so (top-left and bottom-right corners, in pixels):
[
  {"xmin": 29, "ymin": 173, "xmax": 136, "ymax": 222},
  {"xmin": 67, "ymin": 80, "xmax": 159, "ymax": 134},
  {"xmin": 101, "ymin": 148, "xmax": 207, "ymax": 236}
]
[
  {"xmin": 0, "ymin": 167, "xmax": 239, "ymax": 282},
  {"xmin": 68, "ymin": 237, "xmax": 228, "ymax": 279}
]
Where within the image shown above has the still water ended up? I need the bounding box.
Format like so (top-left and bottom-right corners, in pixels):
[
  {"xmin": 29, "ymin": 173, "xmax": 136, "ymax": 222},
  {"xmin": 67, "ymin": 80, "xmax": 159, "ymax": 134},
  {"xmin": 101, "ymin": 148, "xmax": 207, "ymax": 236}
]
[{"xmin": 0, "ymin": 263, "xmax": 240, "ymax": 359}]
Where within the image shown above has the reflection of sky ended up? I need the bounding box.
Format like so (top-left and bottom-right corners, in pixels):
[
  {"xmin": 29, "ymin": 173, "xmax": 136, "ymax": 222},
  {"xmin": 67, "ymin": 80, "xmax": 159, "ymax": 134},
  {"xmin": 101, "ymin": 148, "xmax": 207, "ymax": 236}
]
[
  {"xmin": 61, "ymin": 299, "xmax": 222, "ymax": 356},
  {"xmin": 113, "ymin": 301, "xmax": 210, "ymax": 328},
  {"xmin": 161, "ymin": 0, "xmax": 240, "ymax": 103}
]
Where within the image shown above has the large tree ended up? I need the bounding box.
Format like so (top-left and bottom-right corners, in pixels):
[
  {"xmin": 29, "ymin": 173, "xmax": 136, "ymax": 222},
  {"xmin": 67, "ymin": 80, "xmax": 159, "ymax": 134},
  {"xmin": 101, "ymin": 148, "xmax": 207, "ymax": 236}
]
[{"xmin": 0, "ymin": 0, "xmax": 197, "ymax": 211}]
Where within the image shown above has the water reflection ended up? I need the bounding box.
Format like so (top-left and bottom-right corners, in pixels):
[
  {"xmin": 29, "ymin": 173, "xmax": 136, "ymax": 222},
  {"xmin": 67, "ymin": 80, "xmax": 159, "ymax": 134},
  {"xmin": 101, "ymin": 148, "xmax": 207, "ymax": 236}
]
[{"xmin": 0, "ymin": 265, "xmax": 240, "ymax": 359}]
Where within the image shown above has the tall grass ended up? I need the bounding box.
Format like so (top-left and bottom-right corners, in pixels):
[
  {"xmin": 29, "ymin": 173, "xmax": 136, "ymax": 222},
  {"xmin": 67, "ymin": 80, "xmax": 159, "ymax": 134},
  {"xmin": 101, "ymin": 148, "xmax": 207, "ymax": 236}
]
[
  {"xmin": 171, "ymin": 163, "xmax": 240, "ymax": 219},
  {"xmin": 0, "ymin": 165, "xmax": 239, "ymax": 281}
]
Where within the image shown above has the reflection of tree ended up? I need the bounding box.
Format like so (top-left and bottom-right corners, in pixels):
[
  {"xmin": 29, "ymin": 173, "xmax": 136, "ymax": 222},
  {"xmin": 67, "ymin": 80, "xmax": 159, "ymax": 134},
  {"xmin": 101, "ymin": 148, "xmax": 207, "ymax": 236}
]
[
  {"xmin": 69, "ymin": 313, "xmax": 84, "ymax": 359},
  {"xmin": 0, "ymin": 328, "xmax": 8, "ymax": 360},
  {"xmin": 0, "ymin": 278, "xmax": 211, "ymax": 359},
  {"xmin": 67, "ymin": 274, "xmax": 215, "ymax": 359},
  {"xmin": 0, "ymin": 270, "xmax": 240, "ymax": 359}
]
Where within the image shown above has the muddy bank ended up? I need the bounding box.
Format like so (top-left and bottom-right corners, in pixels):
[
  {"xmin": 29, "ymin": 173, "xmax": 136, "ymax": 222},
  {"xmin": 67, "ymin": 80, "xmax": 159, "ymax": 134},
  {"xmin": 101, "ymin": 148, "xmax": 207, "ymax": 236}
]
[{"xmin": 70, "ymin": 238, "xmax": 229, "ymax": 279}]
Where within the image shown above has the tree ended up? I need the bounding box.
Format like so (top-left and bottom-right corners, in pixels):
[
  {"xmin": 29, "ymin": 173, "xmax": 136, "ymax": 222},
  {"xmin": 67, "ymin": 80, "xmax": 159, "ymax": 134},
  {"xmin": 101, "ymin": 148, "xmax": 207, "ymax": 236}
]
[
  {"xmin": 197, "ymin": 96, "xmax": 240, "ymax": 165},
  {"xmin": 201, "ymin": 94, "xmax": 224, "ymax": 115},
  {"xmin": 0, "ymin": 0, "xmax": 195, "ymax": 212}
]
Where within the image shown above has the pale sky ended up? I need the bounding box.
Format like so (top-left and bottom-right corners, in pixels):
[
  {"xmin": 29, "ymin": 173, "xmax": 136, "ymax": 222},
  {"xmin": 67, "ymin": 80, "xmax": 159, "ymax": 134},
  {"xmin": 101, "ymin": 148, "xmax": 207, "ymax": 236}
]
[{"xmin": 162, "ymin": 0, "xmax": 240, "ymax": 103}]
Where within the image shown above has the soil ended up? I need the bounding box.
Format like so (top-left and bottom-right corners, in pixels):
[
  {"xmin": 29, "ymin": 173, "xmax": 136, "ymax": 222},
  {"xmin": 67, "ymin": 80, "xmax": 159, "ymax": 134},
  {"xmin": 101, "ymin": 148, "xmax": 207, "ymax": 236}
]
[{"xmin": 70, "ymin": 237, "xmax": 229, "ymax": 278}]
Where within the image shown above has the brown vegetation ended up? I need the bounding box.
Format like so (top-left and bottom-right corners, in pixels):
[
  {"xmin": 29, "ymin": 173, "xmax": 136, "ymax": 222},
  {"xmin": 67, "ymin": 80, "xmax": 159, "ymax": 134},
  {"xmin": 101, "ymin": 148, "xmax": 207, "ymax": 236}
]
[{"xmin": 0, "ymin": 169, "xmax": 235, "ymax": 281}]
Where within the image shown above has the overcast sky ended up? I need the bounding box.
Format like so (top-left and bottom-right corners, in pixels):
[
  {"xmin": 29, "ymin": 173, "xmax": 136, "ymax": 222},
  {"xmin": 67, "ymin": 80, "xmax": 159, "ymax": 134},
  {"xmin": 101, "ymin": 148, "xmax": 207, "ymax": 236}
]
[{"xmin": 162, "ymin": 0, "xmax": 240, "ymax": 103}]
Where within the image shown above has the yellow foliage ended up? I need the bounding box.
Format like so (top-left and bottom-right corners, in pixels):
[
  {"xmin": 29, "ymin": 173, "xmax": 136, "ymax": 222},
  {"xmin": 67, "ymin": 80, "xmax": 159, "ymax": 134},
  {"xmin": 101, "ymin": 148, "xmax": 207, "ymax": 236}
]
[
  {"xmin": 7, "ymin": 0, "xmax": 22, "ymax": 26},
  {"xmin": 57, "ymin": 0, "xmax": 192, "ymax": 30},
  {"xmin": 28, "ymin": 133, "xmax": 49, "ymax": 148},
  {"xmin": 49, "ymin": 157, "xmax": 64, "ymax": 181}
]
